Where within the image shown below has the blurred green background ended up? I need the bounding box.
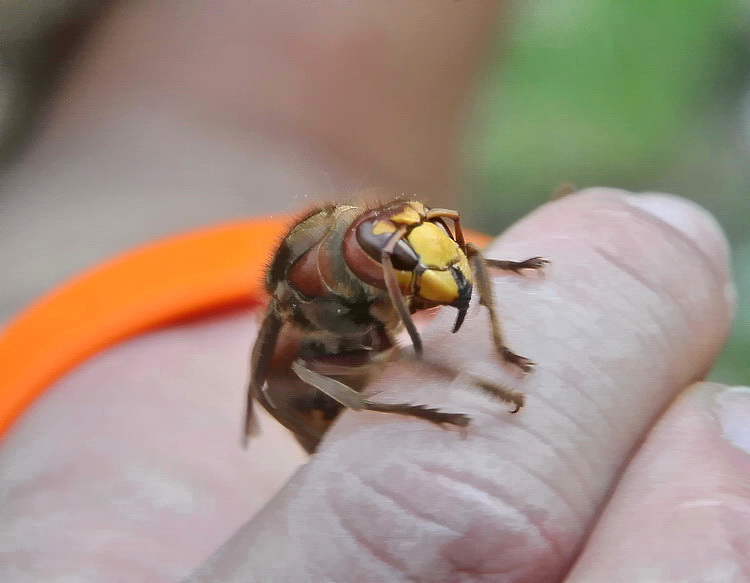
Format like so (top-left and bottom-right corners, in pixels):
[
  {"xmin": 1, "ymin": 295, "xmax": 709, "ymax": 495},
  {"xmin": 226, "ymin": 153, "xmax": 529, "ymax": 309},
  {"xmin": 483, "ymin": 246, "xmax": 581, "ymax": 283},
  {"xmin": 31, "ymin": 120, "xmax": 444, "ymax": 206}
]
[
  {"xmin": 466, "ymin": 0, "xmax": 748, "ymax": 385},
  {"xmin": 0, "ymin": 0, "xmax": 746, "ymax": 383}
]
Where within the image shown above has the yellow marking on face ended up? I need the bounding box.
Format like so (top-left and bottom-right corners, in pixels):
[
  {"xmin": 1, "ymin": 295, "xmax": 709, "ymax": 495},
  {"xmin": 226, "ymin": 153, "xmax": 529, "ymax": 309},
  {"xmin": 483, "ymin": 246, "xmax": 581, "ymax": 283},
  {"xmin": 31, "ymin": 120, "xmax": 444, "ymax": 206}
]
[
  {"xmin": 407, "ymin": 201, "xmax": 426, "ymax": 215},
  {"xmin": 455, "ymin": 253, "xmax": 471, "ymax": 284},
  {"xmin": 372, "ymin": 220, "xmax": 397, "ymax": 235},
  {"xmin": 389, "ymin": 205, "xmax": 423, "ymax": 226},
  {"xmin": 395, "ymin": 270, "xmax": 414, "ymax": 294},
  {"xmin": 418, "ymin": 269, "xmax": 460, "ymax": 304},
  {"xmin": 407, "ymin": 222, "xmax": 460, "ymax": 268}
]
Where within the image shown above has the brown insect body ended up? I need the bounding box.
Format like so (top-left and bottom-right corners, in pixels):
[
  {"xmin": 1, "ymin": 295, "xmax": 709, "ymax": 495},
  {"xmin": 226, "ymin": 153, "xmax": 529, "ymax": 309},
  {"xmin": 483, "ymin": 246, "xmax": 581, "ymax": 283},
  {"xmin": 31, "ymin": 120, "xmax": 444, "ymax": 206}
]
[{"xmin": 246, "ymin": 199, "xmax": 546, "ymax": 452}]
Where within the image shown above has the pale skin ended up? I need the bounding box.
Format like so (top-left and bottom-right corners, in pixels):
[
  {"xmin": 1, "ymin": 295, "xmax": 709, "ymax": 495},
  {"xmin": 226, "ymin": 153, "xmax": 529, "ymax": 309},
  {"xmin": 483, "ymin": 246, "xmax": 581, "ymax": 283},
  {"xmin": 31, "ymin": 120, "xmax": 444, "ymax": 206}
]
[{"xmin": 0, "ymin": 2, "xmax": 745, "ymax": 582}]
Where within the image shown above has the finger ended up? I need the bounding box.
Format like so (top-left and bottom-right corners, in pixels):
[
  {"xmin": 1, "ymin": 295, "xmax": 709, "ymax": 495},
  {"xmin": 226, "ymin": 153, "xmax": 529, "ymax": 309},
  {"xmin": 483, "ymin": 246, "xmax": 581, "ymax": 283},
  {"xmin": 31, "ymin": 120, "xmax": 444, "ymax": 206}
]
[
  {"xmin": 188, "ymin": 188, "xmax": 733, "ymax": 582},
  {"xmin": 565, "ymin": 382, "xmax": 750, "ymax": 582}
]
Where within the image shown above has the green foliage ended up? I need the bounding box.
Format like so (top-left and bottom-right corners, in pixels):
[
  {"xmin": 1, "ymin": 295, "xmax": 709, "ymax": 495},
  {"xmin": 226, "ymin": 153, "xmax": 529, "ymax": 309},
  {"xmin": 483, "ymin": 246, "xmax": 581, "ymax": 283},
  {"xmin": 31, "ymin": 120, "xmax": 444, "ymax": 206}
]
[
  {"xmin": 471, "ymin": 0, "xmax": 742, "ymax": 220},
  {"xmin": 470, "ymin": 0, "xmax": 749, "ymax": 382}
]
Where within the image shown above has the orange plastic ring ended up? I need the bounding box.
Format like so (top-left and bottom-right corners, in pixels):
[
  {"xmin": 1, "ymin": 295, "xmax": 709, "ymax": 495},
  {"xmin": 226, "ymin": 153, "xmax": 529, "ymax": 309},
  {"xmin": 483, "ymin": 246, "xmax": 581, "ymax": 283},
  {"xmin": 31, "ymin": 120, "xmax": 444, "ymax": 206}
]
[{"xmin": 0, "ymin": 216, "xmax": 489, "ymax": 438}]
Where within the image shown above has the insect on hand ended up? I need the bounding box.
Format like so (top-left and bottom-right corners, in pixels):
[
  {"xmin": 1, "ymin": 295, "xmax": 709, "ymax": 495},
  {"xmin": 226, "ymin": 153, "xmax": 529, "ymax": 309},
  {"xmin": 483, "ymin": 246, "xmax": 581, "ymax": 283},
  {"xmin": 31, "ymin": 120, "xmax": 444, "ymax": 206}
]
[{"xmin": 244, "ymin": 199, "xmax": 547, "ymax": 452}]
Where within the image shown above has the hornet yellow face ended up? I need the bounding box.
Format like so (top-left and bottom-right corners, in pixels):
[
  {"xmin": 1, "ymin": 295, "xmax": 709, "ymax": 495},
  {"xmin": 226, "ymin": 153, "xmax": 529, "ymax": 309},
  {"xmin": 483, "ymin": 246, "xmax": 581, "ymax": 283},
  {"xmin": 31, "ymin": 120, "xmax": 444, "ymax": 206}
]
[
  {"xmin": 346, "ymin": 201, "xmax": 474, "ymax": 330},
  {"xmin": 397, "ymin": 220, "xmax": 472, "ymax": 304}
]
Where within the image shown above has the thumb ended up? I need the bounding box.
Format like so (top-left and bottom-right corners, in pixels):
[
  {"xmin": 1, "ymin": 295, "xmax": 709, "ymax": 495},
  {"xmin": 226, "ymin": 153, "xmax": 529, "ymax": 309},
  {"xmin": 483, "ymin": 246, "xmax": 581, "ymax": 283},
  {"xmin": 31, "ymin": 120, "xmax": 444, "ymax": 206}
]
[{"xmin": 565, "ymin": 382, "xmax": 750, "ymax": 582}]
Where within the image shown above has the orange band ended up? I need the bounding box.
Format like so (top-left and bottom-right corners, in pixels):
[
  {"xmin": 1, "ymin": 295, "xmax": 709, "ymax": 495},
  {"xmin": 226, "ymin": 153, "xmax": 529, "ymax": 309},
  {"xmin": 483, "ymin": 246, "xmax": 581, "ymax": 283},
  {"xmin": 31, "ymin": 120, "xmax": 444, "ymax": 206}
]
[
  {"xmin": 0, "ymin": 217, "xmax": 489, "ymax": 438},
  {"xmin": 0, "ymin": 217, "xmax": 286, "ymax": 438}
]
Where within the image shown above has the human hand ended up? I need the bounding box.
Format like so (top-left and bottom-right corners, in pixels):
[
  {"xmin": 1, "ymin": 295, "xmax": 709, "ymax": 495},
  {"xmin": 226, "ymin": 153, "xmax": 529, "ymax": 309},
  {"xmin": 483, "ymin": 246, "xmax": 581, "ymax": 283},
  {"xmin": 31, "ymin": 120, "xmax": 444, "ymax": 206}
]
[
  {"xmin": 188, "ymin": 188, "xmax": 740, "ymax": 582},
  {"xmin": 1, "ymin": 3, "xmax": 507, "ymax": 580},
  {"xmin": 1, "ymin": 1, "xmax": 742, "ymax": 581}
]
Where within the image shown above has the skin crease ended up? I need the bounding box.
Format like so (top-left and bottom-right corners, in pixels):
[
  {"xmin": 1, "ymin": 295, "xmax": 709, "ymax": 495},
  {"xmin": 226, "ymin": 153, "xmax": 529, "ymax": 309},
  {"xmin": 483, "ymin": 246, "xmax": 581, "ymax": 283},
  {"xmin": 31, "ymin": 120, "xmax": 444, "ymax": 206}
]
[{"xmin": 0, "ymin": 2, "xmax": 744, "ymax": 583}]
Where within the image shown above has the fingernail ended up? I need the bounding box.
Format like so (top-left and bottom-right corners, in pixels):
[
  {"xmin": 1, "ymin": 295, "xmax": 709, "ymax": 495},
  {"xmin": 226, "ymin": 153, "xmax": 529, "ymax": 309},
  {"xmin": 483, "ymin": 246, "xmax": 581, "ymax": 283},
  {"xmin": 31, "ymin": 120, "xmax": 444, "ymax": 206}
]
[
  {"xmin": 627, "ymin": 193, "xmax": 725, "ymax": 256},
  {"xmin": 714, "ymin": 386, "xmax": 750, "ymax": 454},
  {"xmin": 626, "ymin": 193, "xmax": 735, "ymax": 309}
]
